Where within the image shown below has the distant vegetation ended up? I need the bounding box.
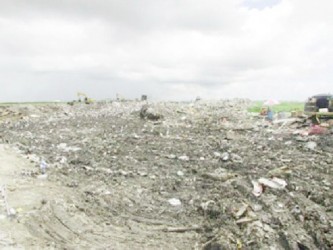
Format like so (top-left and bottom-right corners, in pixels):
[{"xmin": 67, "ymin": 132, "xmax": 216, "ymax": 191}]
[
  {"xmin": 248, "ymin": 101, "xmax": 304, "ymax": 113},
  {"xmin": 0, "ymin": 101, "xmax": 65, "ymax": 106}
]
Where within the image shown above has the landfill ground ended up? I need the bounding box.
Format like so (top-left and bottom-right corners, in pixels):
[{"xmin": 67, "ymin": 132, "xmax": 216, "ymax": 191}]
[{"xmin": 0, "ymin": 100, "xmax": 332, "ymax": 250}]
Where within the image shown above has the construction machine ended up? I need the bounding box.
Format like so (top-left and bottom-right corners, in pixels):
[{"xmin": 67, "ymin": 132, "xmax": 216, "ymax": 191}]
[
  {"xmin": 304, "ymin": 94, "xmax": 333, "ymax": 124},
  {"xmin": 77, "ymin": 92, "xmax": 94, "ymax": 104}
]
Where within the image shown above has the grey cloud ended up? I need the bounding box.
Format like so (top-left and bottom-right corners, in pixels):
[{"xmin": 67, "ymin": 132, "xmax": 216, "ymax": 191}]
[
  {"xmin": 0, "ymin": 0, "xmax": 332, "ymax": 102},
  {"xmin": 0, "ymin": 0, "xmax": 245, "ymax": 34}
]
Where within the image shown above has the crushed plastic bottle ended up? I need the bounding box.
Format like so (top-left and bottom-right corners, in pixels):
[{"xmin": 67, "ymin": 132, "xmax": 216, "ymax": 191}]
[{"xmin": 40, "ymin": 159, "xmax": 48, "ymax": 174}]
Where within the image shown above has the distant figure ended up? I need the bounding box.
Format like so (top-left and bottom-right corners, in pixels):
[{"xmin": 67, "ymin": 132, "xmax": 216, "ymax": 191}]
[
  {"xmin": 141, "ymin": 95, "xmax": 148, "ymax": 101},
  {"xmin": 266, "ymin": 107, "xmax": 274, "ymax": 122},
  {"xmin": 260, "ymin": 107, "xmax": 268, "ymax": 116}
]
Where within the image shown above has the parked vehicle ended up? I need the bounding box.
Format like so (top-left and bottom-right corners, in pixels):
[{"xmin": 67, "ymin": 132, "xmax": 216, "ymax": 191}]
[{"xmin": 304, "ymin": 94, "xmax": 333, "ymax": 113}]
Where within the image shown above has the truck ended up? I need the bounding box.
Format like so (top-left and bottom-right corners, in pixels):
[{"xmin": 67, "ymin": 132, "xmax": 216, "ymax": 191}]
[{"xmin": 304, "ymin": 94, "xmax": 333, "ymax": 123}]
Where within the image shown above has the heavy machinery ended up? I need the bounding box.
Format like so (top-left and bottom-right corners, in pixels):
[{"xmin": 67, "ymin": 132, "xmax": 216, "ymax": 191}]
[
  {"xmin": 77, "ymin": 92, "xmax": 94, "ymax": 104},
  {"xmin": 304, "ymin": 94, "xmax": 333, "ymax": 123}
]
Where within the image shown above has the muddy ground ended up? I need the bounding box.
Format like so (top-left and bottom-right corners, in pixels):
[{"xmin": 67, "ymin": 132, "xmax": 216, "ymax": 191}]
[{"xmin": 0, "ymin": 100, "xmax": 332, "ymax": 249}]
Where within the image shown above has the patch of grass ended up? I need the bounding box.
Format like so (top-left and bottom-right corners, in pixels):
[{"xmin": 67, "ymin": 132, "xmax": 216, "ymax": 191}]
[{"xmin": 248, "ymin": 101, "xmax": 304, "ymax": 113}]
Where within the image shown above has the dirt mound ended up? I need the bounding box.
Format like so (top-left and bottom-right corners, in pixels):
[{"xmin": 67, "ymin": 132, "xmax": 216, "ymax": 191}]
[{"xmin": 0, "ymin": 100, "xmax": 332, "ymax": 249}]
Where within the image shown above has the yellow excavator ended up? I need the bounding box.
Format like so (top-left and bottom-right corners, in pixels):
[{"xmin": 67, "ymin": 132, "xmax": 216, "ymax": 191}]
[{"xmin": 77, "ymin": 92, "xmax": 94, "ymax": 104}]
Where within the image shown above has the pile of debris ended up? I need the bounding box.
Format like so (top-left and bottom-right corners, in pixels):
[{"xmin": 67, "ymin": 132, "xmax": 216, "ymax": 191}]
[{"xmin": 0, "ymin": 100, "xmax": 332, "ymax": 249}]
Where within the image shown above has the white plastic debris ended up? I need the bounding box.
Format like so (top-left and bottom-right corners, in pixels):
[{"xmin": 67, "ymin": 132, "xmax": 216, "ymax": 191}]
[
  {"xmin": 40, "ymin": 160, "xmax": 48, "ymax": 174},
  {"xmin": 252, "ymin": 180, "xmax": 263, "ymax": 197},
  {"xmin": 271, "ymin": 177, "xmax": 288, "ymax": 188},
  {"xmin": 258, "ymin": 177, "xmax": 287, "ymax": 190},
  {"xmin": 178, "ymin": 155, "xmax": 189, "ymax": 161},
  {"xmin": 291, "ymin": 205, "xmax": 301, "ymax": 214},
  {"xmin": 57, "ymin": 143, "xmax": 81, "ymax": 152},
  {"xmin": 200, "ymin": 200, "xmax": 215, "ymax": 211},
  {"xmin": 221, "ymin": 152, "xmax": 230, "ymax": 161},
  {"xmin": 168, "ymin": 198, "xmax": 182, "ymax": 206},
  {"xmin": 9, "ymin": 208, "xmax": 16, "ymax": 216},
  {"xmin": 177, "ymin": 171, "xmax": 184, "ymax": 176},
  {"xmin": 167, "ymin": 154, "xmax": 177, "ymax": 159}
]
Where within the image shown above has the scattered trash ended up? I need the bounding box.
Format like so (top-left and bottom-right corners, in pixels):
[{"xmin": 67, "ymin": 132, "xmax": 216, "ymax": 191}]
[
  {"xmin": 308, "ymin": 125, "xmax": 328, "ymax": 135},
  {"xmin": 178, "ymin": 155, "xmax": 189, "ymax": 161},
  {"xmin": 40, "ymin": 159, "xmax": 48, "ymax": 174},
  {"xmin": 167, "ymin": 154, "xmax": 177, "ymax": 159},
  {"xmin": 252, "ymin": 180, "xmax": 263, "ymax": 197},
  {"xmin": 202, "ymin": 170, "xmax": 237, "ymax": 182},
  {"xmin": 177, "ymin": 171, "xmax": 184, "ymax": 176},
  {"xmin": 140, "ymin": 104, "xmax": 162, "ymax": 120},
  {"xmin": 252, "ymin": 177, "xmax": 287, "ymax": 197},
  {"xmin": 221, "ymin": 152, "xmax": 230, "ymax": 161},
  {"xmin": 200, "ymin": 200, "xmax": 216, "ymax": 211},
  {"xmin": 258, "ymin": 177, "xmax": 287, "ymax": 190},
  {"xmin": 0, "ymin": 100, "xmax": 332, "ymax": 249},
  {"xmin": 234, "ymin": 203, "xmax": 249, "ymax": 219},
  {"xmin": 236, "ymin": 217, "xmax": 257, "ymax": 225},
  {"xmin": 291, "ymin": 205, "xmax": 301, "ymax": 214},
  {"xmin": 9, "ymin": 208, "xmax": 16, "ymax": 217},
  {"xmin": 168, "ymin": 198, "xmax": 182, "ymax": 207},
  {"xmin": 305, "ymin": 141, "xmax": 317, "ymax": 150}
]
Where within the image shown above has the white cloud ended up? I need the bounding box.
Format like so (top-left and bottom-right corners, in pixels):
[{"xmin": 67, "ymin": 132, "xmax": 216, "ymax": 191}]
[{"xmin": 0, "ymin": 0, "xmax": 332, "ymax": 102}]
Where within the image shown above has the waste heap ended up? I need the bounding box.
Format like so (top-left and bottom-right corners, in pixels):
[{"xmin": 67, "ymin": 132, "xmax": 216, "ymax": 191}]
[{"xmin": 0, "ymin": 100, "xmax": 332, "ymax": 249}]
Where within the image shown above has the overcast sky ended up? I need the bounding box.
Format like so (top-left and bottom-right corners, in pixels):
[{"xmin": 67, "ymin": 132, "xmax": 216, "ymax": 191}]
[{"xmin": 0, "ymin": 0, "xmax": 332, "ymax": 102}]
